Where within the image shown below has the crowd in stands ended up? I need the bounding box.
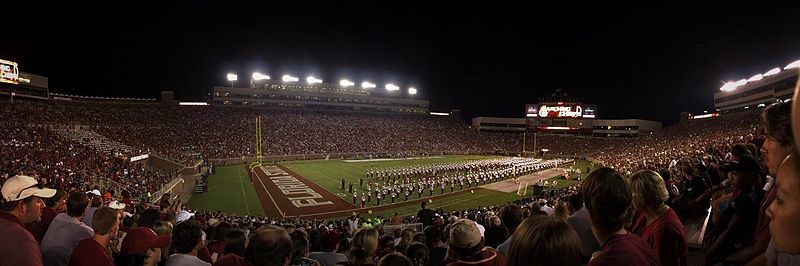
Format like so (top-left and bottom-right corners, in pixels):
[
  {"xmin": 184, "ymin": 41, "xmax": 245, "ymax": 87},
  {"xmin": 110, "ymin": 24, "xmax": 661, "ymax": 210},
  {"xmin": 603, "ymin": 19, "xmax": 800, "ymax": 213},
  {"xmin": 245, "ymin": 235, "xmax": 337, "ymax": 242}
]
[
  {"xmin": 3, "ymin": 82, "xmax": 800, "ymax": 265},
  {"xmin": 0, "ymin": 120, "xmax": 174, "ymax": 201}
]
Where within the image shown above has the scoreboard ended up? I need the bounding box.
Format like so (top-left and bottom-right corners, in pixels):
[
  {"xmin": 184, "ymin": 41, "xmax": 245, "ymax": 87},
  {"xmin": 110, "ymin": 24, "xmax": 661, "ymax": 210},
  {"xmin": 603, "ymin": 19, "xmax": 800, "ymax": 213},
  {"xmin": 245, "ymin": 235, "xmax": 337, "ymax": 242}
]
[
  {"xmin": 525, "ymin": 103, "xmax": 597, "ymax": 118},
  {"xmin": 0, "ymin": 59, "xmax": 20, "ymax": 84}
]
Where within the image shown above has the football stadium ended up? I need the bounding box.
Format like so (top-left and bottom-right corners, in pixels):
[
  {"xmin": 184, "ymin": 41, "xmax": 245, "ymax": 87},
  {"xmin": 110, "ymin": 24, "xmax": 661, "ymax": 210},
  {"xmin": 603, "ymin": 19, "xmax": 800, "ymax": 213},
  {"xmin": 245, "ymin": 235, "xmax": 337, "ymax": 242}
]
[{"xmin": 3, "ymin": 4, "xmax": 800, "ymax": 266}]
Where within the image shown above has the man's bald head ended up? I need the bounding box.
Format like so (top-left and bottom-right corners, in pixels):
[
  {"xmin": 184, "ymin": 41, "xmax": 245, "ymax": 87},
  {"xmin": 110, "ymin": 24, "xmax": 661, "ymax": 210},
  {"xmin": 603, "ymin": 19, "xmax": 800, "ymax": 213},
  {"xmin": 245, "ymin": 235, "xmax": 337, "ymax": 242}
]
[{"xmin": 245, "ymin": 225, "xmax": 293, "ymax": 266}]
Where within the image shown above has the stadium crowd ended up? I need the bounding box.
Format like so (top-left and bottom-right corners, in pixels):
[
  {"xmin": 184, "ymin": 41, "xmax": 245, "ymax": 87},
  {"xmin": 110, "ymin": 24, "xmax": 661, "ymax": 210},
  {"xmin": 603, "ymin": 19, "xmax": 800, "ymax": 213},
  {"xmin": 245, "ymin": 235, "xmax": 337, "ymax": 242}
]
[{"xmin": 2, "ymin": 82, "xmax": 800, "ymax": 265}]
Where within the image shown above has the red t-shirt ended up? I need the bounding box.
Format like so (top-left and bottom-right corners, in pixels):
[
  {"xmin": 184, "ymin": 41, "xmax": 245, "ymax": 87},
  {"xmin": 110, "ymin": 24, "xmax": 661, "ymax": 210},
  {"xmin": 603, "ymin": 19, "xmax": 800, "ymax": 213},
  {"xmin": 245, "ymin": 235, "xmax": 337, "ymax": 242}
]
[
  {"xmin": 26, "ymin": 206, "xmax": 58, "ymax": 244},
  {"xmin": 68, "ymin": 237, "xmax": 114, "ymax": 266},
  {"xmin": 213, "ymin": 254, "xmax": 254, "ymax": 266},
  {"xmin": 633, "ymin": 208, "xmax": 688, "ymax": 266},
  {"xmin": 588, "ymin": 232, "xmax": 659, "ymax": 266},
  {"xmin": 207, "ymin": 240, "xmax": 226, "ymax": 261}
]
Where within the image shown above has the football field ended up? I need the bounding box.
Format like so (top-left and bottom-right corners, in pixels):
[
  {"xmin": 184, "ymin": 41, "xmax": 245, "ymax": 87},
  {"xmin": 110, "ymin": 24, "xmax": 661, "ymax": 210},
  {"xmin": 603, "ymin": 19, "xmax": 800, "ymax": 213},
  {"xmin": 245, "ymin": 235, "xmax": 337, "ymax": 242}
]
[{"xmin": 187, "ymin": 155, "xmax": 592, "ymax": 219}]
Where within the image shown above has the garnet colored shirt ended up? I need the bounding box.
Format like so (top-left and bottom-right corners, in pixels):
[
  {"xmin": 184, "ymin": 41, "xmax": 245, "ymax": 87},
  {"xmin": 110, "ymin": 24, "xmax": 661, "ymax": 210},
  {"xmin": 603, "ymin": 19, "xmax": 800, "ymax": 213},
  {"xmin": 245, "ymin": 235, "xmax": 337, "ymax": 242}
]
[
  {"xmin": 588, "ymin": 232, "xmax": 659, "ymax": 266},
  {"xmin": 632, "ymin": 208, "xmax": 688, "ymax": 266},
  {"xmin": 68, "ymin": 238, "xmax": 114, "ymax": 266},
  {"xmin": 213, "ymin": 254, "xmax": 254, "ymax": 266},
  {"xmin": 26, "ymin": 206, "xmax": 58, "ymax": 244},
  {"xmin": 0, "ymin": 212, "xmax": 44, "ymax": 266}
]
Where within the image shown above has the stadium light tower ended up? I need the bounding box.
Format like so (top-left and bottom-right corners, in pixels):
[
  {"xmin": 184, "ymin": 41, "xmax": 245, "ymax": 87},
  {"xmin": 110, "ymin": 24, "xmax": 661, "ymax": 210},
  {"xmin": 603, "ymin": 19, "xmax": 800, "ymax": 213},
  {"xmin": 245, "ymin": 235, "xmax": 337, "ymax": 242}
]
[
  {"xmin": 227, "ymin": 73, "xmax": 238, "ymax": 88},
  {"xmin": 385, "ymin": 83, "xmax": 399, "ymax": 91},
  {"xmin": 408, "ymin": 87, "xmax": 417, "ymax": 99},
  {"xmin": 282, "ymin": 75, "xmax": 299, "ymax": 82},
  {"xmin": 340, "ymin": 79, "xmax": 354, "ymax": 87},
  {"xmin": 361, "ymin": 81, "xmax": 376, "ymax": 89},
  {"xmin": 252, "ymin": 72, "xmax": 270, "ymax": 81},
  {"xmin": 785, "ymin": 59, "xmax": 800, "ymax": 70},
  {"xmin": 306, "ymin": 76, "xmax": 322, "ymax": 84},
  {"xmin": 764, "ymin": 67, "xmax": 781, "ymax": 76}
]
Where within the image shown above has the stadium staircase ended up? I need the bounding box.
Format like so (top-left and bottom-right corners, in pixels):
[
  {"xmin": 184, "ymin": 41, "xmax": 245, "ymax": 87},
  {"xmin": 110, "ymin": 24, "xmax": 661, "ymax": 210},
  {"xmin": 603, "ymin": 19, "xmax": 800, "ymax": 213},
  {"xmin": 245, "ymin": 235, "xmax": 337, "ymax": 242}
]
[{"xmin": 52, "ymin": 127, "xmax": 138, "ymax": 157}]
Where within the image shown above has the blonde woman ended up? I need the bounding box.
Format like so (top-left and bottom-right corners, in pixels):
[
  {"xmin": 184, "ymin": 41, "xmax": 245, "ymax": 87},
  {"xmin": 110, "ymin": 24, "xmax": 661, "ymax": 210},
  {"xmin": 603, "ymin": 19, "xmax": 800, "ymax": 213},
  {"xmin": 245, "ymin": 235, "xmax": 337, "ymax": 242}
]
[
  {"xmin": 629, "ymin": 170, "xmax": 688, "ymax": 266},
  {"xmin": 507, "ymin": 215, "xmax": 581, "ymax": 266},
  {"xmin": 341, "ymin": 228, "xmax": 379, "ymax": 266}
]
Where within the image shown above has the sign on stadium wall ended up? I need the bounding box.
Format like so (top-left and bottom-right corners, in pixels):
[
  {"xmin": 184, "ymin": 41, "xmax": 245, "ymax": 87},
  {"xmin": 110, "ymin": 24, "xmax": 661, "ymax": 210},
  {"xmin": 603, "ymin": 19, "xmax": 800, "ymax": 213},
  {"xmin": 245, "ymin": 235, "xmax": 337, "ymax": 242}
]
[
  {"xmin": 130, "ymin": 154, "xmax": 149, "ymax": 162},
  {"xmin": 526, "ymin": 103, "xmax": 597, "ymax": 118},
  {"xmin": 0, "ymin": 59, "xmax": 20, "ymax": 84}
]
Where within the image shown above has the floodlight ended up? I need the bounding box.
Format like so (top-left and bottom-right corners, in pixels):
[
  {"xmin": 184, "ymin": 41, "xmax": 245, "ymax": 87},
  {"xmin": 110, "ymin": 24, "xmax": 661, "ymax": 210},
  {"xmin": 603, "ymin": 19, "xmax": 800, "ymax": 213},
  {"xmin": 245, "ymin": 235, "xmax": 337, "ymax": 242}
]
[
  {"xmin": 361, "ymin": 81, "xmax": 376, "ymax": 89},
  {"xmin": 408, "ymin": 87, "xmax": 417, "ymax": 95},
  {"xmin": 747, "ymin": 74, "xmax": 763, "ymax": 82},
  {"xmin": 764, "ymin": 67, "xmax": 781, "ymax": 76},
  {"xmin": 306, "ymin": 76, "xmax": 322, "ymax": 84},
  {"xmin": 385, "ymin": 83, "xmax": 399, "ymax": 91},
  {"xmin": 340, "ymin": 79, "xmax": 354, "ymax": 87},
  {"xmin": 252, "ymin": 72, "xmax": 270, "ymax": 80},
  {"xmin": 282, "ymin": 75, "xmax": 299, "ymax": 82},
  {"xmin": 785, "ymin": 59, "xmax": 800, "ymax": 70},
  {"xmin": 226, "ymin": 74, "xmax": 238, "ymax": 81}
]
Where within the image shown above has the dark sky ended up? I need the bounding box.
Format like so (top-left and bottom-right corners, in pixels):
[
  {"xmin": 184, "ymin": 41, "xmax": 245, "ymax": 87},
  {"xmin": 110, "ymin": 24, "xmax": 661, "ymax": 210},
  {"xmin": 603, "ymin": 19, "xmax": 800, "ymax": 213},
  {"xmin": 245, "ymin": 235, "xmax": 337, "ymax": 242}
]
[{"xmin": 4, "ymin": 2, "xmax": 800, "ymax": 124}]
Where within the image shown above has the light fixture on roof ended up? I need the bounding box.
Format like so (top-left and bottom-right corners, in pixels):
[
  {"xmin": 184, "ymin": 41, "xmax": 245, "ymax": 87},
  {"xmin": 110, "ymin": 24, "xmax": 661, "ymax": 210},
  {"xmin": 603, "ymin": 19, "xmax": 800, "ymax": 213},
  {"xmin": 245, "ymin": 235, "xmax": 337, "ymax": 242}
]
[
  {"xmin": 252, "ymin": 72, "xmax": 270, "ymax": 80},
  {"xmin": 282, "ymin": 75, "xmax": 299, "ymax": 82},
  {"xmin": 361, "ymin": 81, "xmax": 376, "ymax": 89},
  {"xmin": 306, "ymin": 76, "xmax": 322, "ymax": 84},
  {"xmin": 339, "ymin": 79, "xmax": 354, "ymax": 87},
  {"xmin": 784, "ymin": 59, "xmax": 800, "ymax": 70}
]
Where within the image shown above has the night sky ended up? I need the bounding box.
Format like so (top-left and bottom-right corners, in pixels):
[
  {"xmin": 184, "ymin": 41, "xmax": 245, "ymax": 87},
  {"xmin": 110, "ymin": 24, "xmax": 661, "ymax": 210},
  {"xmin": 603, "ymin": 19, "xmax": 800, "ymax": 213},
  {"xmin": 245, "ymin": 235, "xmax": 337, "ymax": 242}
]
[{"xmin": 4, "ymin": 2, "xmax": 800, "ymax": 124}]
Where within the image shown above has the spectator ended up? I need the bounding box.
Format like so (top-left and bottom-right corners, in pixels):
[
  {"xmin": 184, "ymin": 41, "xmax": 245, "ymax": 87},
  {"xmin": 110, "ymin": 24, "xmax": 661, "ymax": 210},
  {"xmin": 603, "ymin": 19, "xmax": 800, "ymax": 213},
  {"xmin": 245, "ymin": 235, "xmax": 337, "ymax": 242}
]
[
  {"xmin": 395, "ymin": 228, "xmax": 414, "ymax": 254},
  {"xmin": 343, "ymin": 228, "xmax": 379, "ymax": 266},
  {"xmin": 482, "ymin": 216, "xmax": 506, "ymax": 248},
  {"xmin": 290, "ymin": 229, "xmax": 321, "ymax": 266},
  {"xmin": 68, "ymin": 207, "xmax": 120, "ymax": 266},
  {"xmin": 207, "ymin": 221, "xmax": 233, "ymax": 262},
  {"xmin": 222, "ymin": 229, "xmax": 247, "ymax": 257},
  {"xmin": 309, "ymin": 230, "xmax": 347, "ymax": 266},
  {"xmin": 629, "ymin": 170, "xmax": 688, "ymax": 266},
  {"xmin": 404, "ymin": 243, "xmax": 428, "ymax": 266},
  {"xmin": 0, "ymin": 175, "xmax": 57, "ymax": 266},
  {"xmin": 446, "ymin": 218, "xmax": 504, "ymax": 266},
  {"xmin": 26, "ymin": 189, "xmax": 67, "ymax": 244},
  {"xmin": 507, "ymin": 215, "xmax": 581, "ymax": 266},
  {"xmin": 552, "ymin": 200, "xmax": 570, "ymax": 220},
  {"xmin": 376, "ymin": 252, "xmax": 413, "ymax": 266},
  {"xmin": 566, "ymin": 192, "xmax": 600, "ymax": 263},
  {"xmin": 42, "ymin": 191, "xmax": 95, "ymax": 266},
  {"xmin": 215, "ymin": 225, "xmax": 293, "ymax": 266},
  {"xmin": 765, "ymin": 152, "xmax": 800, "ymax": 265},
  {"xmin": 727, "ymin": 101, "xmax": 795, "ymax": 264},
  {"xmin": 704, "ymin": 154, "xmax": 762, "ymax": 264},
  {"xmin": 423, "ymin": 226, "xmax": 447, "ymax": 266},
  {"xmin": 582, "ymin": 168, "xmax": 658, "ymax": 266},
  {"xmin": 82, "ymin": 192, "xmax": 103, "ymax": 227},
  {"xmin": 495, "ymin": 205, "xmax": 523, "ymax": 257},
  {"xmin": 120, "ymin": 227, "xmax": 171, "ymax": 266},
  {"xmin": 152, "ymin": 220, "xmax": 175, "ymax": 264},
  {"xmin": 166, "ymin": 220, "xmax": 210, "ymax": 266},
  {"xmin": 415, "ymin": 202, "xmax": 436, "ymax": 228}
]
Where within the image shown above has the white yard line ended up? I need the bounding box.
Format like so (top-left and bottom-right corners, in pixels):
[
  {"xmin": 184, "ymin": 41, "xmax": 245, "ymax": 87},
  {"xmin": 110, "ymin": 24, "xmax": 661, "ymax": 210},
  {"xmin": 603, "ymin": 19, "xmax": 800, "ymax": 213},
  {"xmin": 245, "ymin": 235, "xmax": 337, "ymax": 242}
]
[
  {"xmin": 255, "ymin": 167, "xmax": 284, "ymax": 216},
  {"xmin": 236, "ymin": 167, "xmax": 251, "ymax": 215}
]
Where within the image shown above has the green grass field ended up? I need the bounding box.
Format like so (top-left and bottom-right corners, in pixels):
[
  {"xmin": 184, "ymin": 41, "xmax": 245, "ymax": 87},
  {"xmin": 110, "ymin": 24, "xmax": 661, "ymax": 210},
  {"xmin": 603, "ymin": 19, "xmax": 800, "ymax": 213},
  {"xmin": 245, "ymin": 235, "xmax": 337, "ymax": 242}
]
[
  {"xmin": 188, "ymin": 155, "xmax": 591, "ymax": 219},
  {"xmin": 186, "ymin": 165, "xmax": 265, "ymax": 216},
  {"xmin": 279, "ymin": 155, "xmax": 500, "ymax": 203}
]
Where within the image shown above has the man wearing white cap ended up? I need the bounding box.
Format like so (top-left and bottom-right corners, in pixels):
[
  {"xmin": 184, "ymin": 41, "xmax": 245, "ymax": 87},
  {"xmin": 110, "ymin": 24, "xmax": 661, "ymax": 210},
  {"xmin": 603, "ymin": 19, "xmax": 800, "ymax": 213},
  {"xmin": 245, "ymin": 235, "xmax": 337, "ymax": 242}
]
[
  {"xmin": 0, "ymin": 175, "xmax": 57, "ymax": 266},
  {"xmin": 447, "ymin": 218, "xmax": 505, "ymax": 266}
]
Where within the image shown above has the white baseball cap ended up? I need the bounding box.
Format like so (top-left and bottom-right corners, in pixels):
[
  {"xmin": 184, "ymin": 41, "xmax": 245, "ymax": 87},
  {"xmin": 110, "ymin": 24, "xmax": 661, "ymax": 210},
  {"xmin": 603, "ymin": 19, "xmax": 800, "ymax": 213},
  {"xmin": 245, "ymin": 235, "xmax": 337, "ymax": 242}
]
[
  {"xmin": 175, "ymin": 210, "xmax": 195, "ymax": 223},
  {"xmin": 108, "ymin": 200, "xmax": 126, "ymax": 210},
  {"xmin": 1, "ymin": 175, "xmax": 56, "ymax": 202},
  {"xmin": 86, "ymin": 189, "xmax": 101, "ymax": 197}
]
